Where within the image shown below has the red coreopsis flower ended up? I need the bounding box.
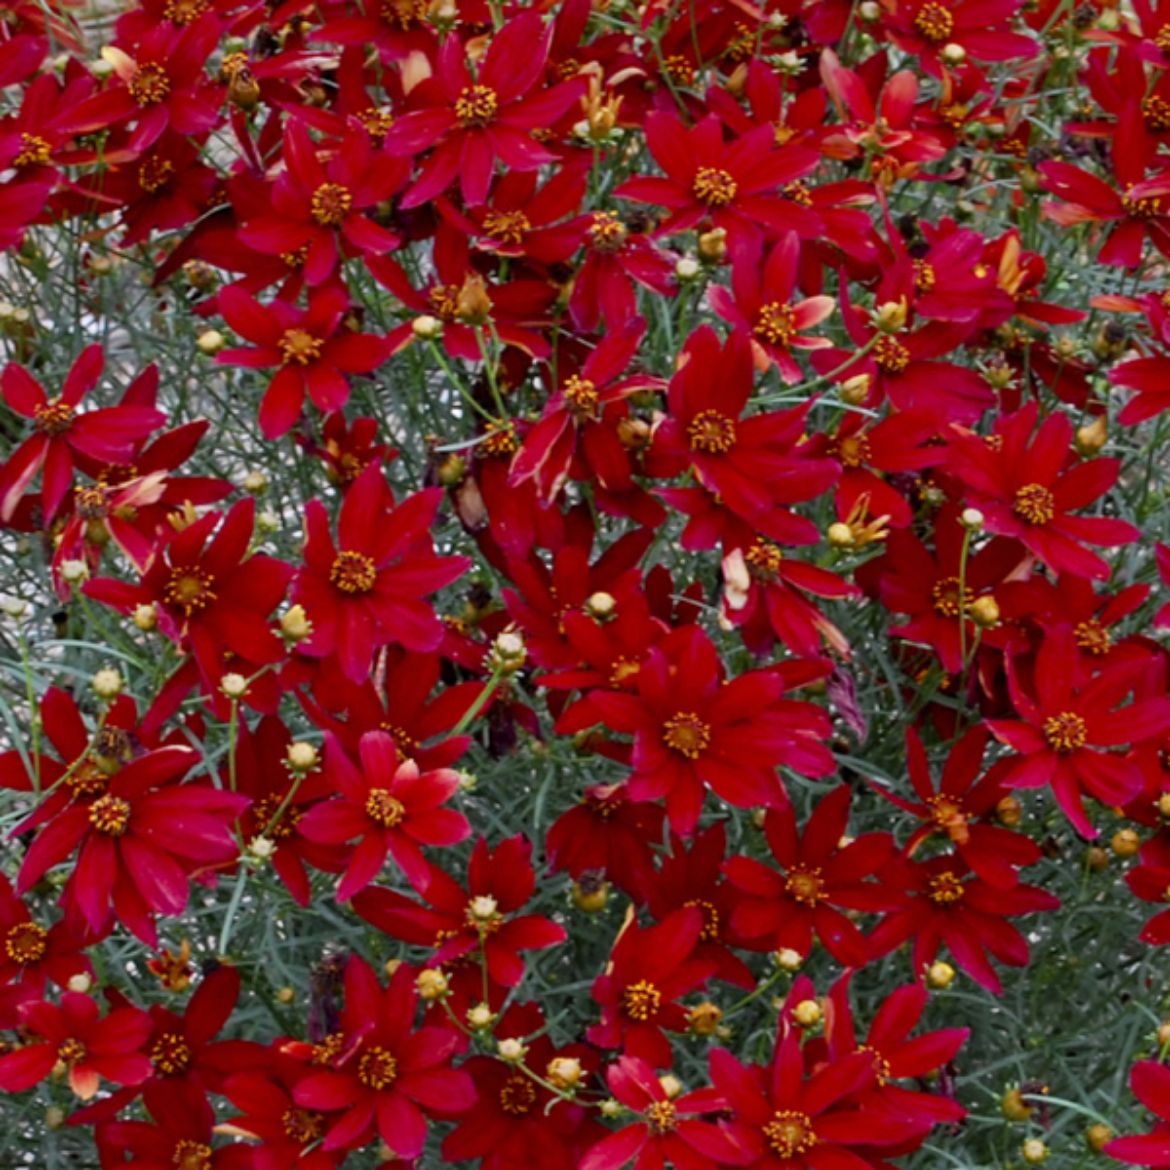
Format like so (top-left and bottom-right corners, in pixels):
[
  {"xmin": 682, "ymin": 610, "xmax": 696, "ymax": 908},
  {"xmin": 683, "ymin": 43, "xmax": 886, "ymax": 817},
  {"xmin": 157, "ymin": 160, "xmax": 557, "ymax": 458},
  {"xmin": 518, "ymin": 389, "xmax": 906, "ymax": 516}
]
[
  {"xmin": 582, "ymin": 1054, "xmax": 752, "ymax": 1170},
  {"xmin": 945, "ymin": 402, "xmax": 1140, "ymax": 581},
  {"xmin": 291, "ymin": 957, "xmax": 476, "ymax": 1156},
  {"xmin": 709, "ymin": 234, "xmax": 836, "ymax": 382},
  {"xmin": 442, "ymin": 1002, "xmax": 603, "ymax": 1170},
  {"xmin": 1124, "ymin": 831, "xmax": 1170, "ymax": 945},
  {"xmin": 291, "ymin": 463, "xmax": 470, "ymax": 684},
  {"xmin": 615, "ymin": 113, "xmax": 819, "ymax": 254},
  {"xmin": 298, "ymin": 730, "xmax": 469, "ymax": 900},
  {"xmin": 237, "ymin": 120, "xmax": 405, "ymax": 286},
  {"xmin": 884, "ymin": 0, "xmax": 1038, "ymax": 76},
  {"xmin": 587, "ymin": 624, "xmax": 835, "ymax": 833},
  {"xmin": 0, "ymin": 345, "xmax": 164, "ymax": 523},
  {"xmin": 383, "ymin": 11, "xmax": 585, "ymax": 208},
  {"xmin": 870, "ymin": 853, "xmax": 1059, "ymax": 993},
  {"xmin": 0, "ymin": 991, "xmax": 152, "ymax": 1100},
  {"xmin": 15, "ymin": 744, "xmax": 247, "ymax": 945},
  {"xmin": 724, "ymin": 785, "xmax": 897, "ymax": 968},
  {"xmin": 987, "ymin": 629, "xmax": 1170, "ymax": 837},
  {"xmin": 1106, "ymin": 1061, "xmax": 1170, "ymax": 1166},
  {"xmin": 352, "ymin": 835, "xmax": 566, "ymax": 988},
  {"xmin": 872, "ymin": 727, "xmax": 1042, "ymax": 888},
  {"xmin": 215, "ymin": 285, "xmax": 389, "ymax": 439},
  {"xmin": 0, "ymin": 873, "xmax": 92, "ymax": 992},
  {"xmin": 649, "ymin": 327, "xmax": 838, "ymax": 538},
  {"xmin": 588, "ymin": 908, "xmax": 715, "ymax": 1067}
]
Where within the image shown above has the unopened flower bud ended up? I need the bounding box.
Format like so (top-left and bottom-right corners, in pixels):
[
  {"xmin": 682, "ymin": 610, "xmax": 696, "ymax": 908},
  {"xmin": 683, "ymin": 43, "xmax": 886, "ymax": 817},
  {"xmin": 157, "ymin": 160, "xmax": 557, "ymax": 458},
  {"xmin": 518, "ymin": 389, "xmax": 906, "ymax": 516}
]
[
  {"xmin": 857, "ymin": 0, "xmax": 880, "ymax": 20},
  {"xmin": 1096, "ymin": 7, "xmax": 1121, "ymax": 30},
  {"xmin": 467, "ymin": 1002, "xmax": 496, "ymax": 1030},
  {"xmin": 275, "ymin": 986, "xmax": 295, "ymax": 1004},
  {"xmin": 1111, "ymin": 828, "xmax": 1141, "ymax": 858},
  {"xmin": 792, "ymin": 999, "xmax": 822, "ymax": 1028},
  {"xmin": 1086, "ymin": 1124, "xmax": 1113, "ymax": 1153},
  {"xmin": 940, "ymin": 41, "xmax": 966, "ymax": 64},
  {"xmin": 697, "ymin": 228, "xmax": 727, "ymax": 264},
  {"xmin": 689, "ymin": 1001, "xmax": 723, "ymax": 1036},
  {"xmin": 220, "ymin": 672, "xmax": 249, "ymax": 699},
  {"xmin": 196, "ymin": 329, "xmax": 226, "ymax": 355},
  {"xmin": 497, "ymin": 1037, "xmax": 527, "ymax": 1063},
  {"xmin": 455, "ymin": 274, "xmax": 493, "ymax": 325},
  {"xmin": 969, "ymin": 595, "xmax": 1000, "ymax": 628},
  {"xmin": 286, "ymin": 742, "xmax": 319, "ymax": 773},
  {"xmin": 1086, "ymin": 845, "xmax": 1109, "ymax": 872},
  {"xmin": 1158, "ymin": 792, "xmax": 1170, "ymax": 819},
  {"xmin": 600, "ymin": 1097, "xmax": 622, "ymax": 1118},
  {"xmin": 90, "ymin": 668, "xmax": 123, "ymax": 699},
  {"xmin": 926, "ymin": 960, "xmax": 955, "ymax": 989},
  {"xmin": 44, "ymin": 1106, "xmax": 66, "ymax": 1130},
  {"xmin": 774, "ymin": 947, "xmax": 804, "ymax": 971},
  {"xmin": 242, "ymin": 469, "xmax": 269, "ymax": 494},
  {"xmin": 1075, "ymin": 416, "xmax": 1108, "ymax": 456},
  {"xmin": 416, "ymin": 969, "xmax": 449, "ymax": 1001},
  {"xmin": 248, "ymin": 835, "xmax": 276, "ymax": 861},
  {"xmin": 0, "ymin": 596, "xmax": 28, "ymax": 619},
  {"xmin": 412, "ymin": 314, "xmax": 443, "ymax": 340},
  {"xmin": 281, "ymin": 604, "xmax": 312, "ymax": 641},
  {"xmin": 488, "ymin": 629, "xmax": 526, "ymax": 674},
  {"xmin": 996, "ymin": 795, "xmax": 1023, "ymax": 826},
  {"xmin": 960, "ymin": 507, "xmax": 984, "ymax": 530},
  {"xmin": 67, "ymin": 973, "xmax": 92, "ymax": 994},
  {"xmin": 1022, "ymin": 1138, "xmax": 1049, "ymax": 1164},
  {"xmin": 675, "ymin": 256, "xmax": 701, "ymax": 282},
  {"xmin": 435, "ymin": 452, "xmax": 467, "ymax": 486},
  {"xmin": 572, "ymin": 878, "xmax": 609, "ymax": 913},
  {"xmin": 872, "ymin": 298, "xmax": 908, "ymax": 333},
  {"xmin": 547, "ymin": 1056, "xmax": 583, "ymax": 1090},
  {"xmin": 256, "ymin": 508, "xmax": 280, "ymax": 533},
  {"xmin": 59, "ymin": 559, "xmax": 88, "ymax": 584},
  {"xmin": 1002, "ymin": 1086, "xmax": 1035, "ymax": 1121},
  {"xmin": 658, "ymin": 1073, "xmax": 683, "ymax": 1100},
  {"xmin": 584, "ymin": 591, "xmax": 617, "ymax": 620},
  {"xmin": 133, "ymin": 603, "xmax": 158, "ymax": 631},
  {"xmin": 827, "ymin": 522, "xmax": 854, "ymax": 548},
  {"xmin": 840, "ymin": 374, "xmax": 870, "ymax": 405},
  {"xmin": 616, "ymin": 417, "xmax": 651, "ymax": 449},
  {"xmin": 1157, "ymin": 1020, "xmax": 1170, "ymax": 1047}
]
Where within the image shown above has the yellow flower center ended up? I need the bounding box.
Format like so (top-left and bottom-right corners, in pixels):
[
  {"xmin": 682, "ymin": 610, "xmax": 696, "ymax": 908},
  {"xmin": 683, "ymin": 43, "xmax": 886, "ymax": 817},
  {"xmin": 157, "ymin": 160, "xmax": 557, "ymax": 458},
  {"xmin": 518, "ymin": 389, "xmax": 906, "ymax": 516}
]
[
  {"xmin": 562, "ymin": 375, "xmax": 598, "ymax": 415},
  {"xmin": 455, "ymin": 85, "xmax": 499, "ymax": 127},
  {"xmin": 931, "ymin": 576, "xmax": 973, "ymax": 618},
  {"xmin": 622, "ymin": 979, "xmax": 662, "ymax": 1021},
  {"xmin": 330, "ymin": 549, "xmax": 377, "ymax": 595},
  {"xmin": 785, "ymin": 866, "xmax": 825, "ymax": 906},
  {"xmin": 692, "ymin": 166, "xmax": 737, "ymax": 207},
  {"xmin": 646, "ymin": 1100, "xmax": 677, "ymax": 1133},
  {"xmin": 129, "ymin": 62, "xmax": 171, "ymax": 106},
  {"xmin": 357, "ymin": 1045, "xmax": 399, "ymax": 1090},
  {"xmin": 89, "ymin": 794, "xmax": 132, "ymax": 836},
  {"xmin": 662, "ymin": 711, "xmax": 711, "ymax": 759},
  {"xmin": 282, "ymin": 1107, "xmax": 325, "ymax": 1143},
  {"xmin": 138, "ymin": 156, "xmax": 175, "ymax": 193},
  {"xmin": 687, "ymin": 409, "xmax": 737, "ymax": 454},
  {"xmin": 278, "ymin": 328, "xmax": 324, "ymax": 366},
  {"xmin": 365, "ymin": 788, "xmax": 406, "ymax": 828},
  {"xmin": 311, "ymin": 182, "xmax": 353, "ymax": 227},
  {"xmin": 499, "ymin": 1074, "xmax": 538, "ymax": 1115},
  {"xmin": 164, "ymin": 566, "xmax": 217, "ymax": 615},
  {"xmin": 172, "ymin": 1139, "xmax": 212, "ymax": 1170},
  {"xmin": 33, "ymin": 398, "xmax": 76, "ymax": 437},
  {"xmin": 755, "ymin": 302, "xmax": 798, "ymax": 348},
  {"xmin": 873, "ymin": 335, "xmax": 910, "ymax": 373},
  {"xmin": 1012, "ymin": 483, "xmax": 1055, "ymax": 526},
  {"xmin": 482, "ymin": 209, "xmax": 530, "ymax": 244},
  {"xmin": 4, "ymin": 922, "xmax": 48, "ymax": 965},
  {"xmin": 1043, "ymin": 711, "xmax": 1087, "ymax": 754},
  {"xmin": 763, "ymin": 1111, "xmax": 817, "ymax": 1157},
  {"xmin": 927, "ymin": 870, "xmax": 966, "ymax": 905},
  {"xmin": 151, "ymin": 1032, "xmax": 192, "ymax": 1075},
  {"xmin": 588, "ymin": 211, "xmax": 628, "ymax": 252},
  {"xmin": 913, "ymin": 1, "xmax": 954, "ymax": 42},
  {"xmin": 14, "ymin": 133, "xmax": 52, "ymax": 168}
]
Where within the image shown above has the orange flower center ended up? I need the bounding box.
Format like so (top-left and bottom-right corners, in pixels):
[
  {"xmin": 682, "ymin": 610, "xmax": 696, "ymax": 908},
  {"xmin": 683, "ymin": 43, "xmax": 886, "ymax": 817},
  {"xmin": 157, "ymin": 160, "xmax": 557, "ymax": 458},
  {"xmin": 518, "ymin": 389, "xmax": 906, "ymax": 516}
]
[
  {"xmin": 365, "ymin": 788, "xmax": 406, "ymax": 828},
  {"xmin": 1157, "ymin": 22, "xmax": 1170, "ymax": 51},
  {"xmin": 33, "ymin": 398, "xmax": 76, "ymax": 436},
  {"xmin": 129, "ymin": 62, "xmax": 171, "ymax": 106},
  {"xmin": 139, "ymin": 156, "xmax": 175, "ymax": 193},
  {"xmin": 913, "ymin": 1, "xmax": 954, "ymax": 42},
  {"xmin": 646, "ymin": 1100, "xmax": 678, "ymax": 1133},
  {"xmin": 746, "ymin": 540, "xmax": 784, "ymax": 577},
  {"xmin": 162, "ymin": 0, "xmax": 209, "ymax": 23},
  {"xmin": 662, "ymin": 711, "xmax": 711, "ymax": 759},
  {"xmin": 687, "ymin": 409, "xmax": 737, "ymax": 454},
  {"xmin": 834, "ymin": 433, "xmax": 871, "ymax": 469},
  {"xmin": 1013, "ymin": 483, "xmax": 1055, "ymax": 526},
  {"xmin": 279, "ymin": 328, "xmax": 324, "ymax": 366},
  {"xmin": 927, "ymin": 795, "xmax": 969, "ymax": 843},
  {"xmin": 311, "ymin": 182, "xmax": 353, "ymax": 227},
  {"xmin": 755, "ymin": 302, "xmax": 798, "ymax": 348},
  {"xmin": 927, "ymin": 870, "xmax": 966, "ymax": 905},
  {"xmin": 357, "ymin": 1045, "xmax": 399, "ymax": 1089},
  {"xmin": 588, "ymin": 211, "xmax": 627, "ymax": 252},
  {"xmin": 692, "ymin": 166, "xmax": 737, "ymax": 207},
  {"xmin": 455, "ymin": 85, "xmax": 499, "ymax": 127},
  {"xmin": 4, "ymin": 921, "xmax": 48, "ymax": 964},
  {"xmin": 15, "ymin": 133, "xmax": 51, "ymax": 168},
  {"xmin": 172, "ymin": 1139, "xmax": 212, "ymax": 1170},
  {"xmin": 330, "ymin": 549, "xmax": 377, "ymax": 595},
  {"xmin": 563, "ymin": 375, "xmax": 598, "ymax": 415},
  {"xmin": 483, "ymin": 209, "xmax": 530, "ymax": 244},
  {"xmin": 499, "ymin": 1074, "xmax": 538, "ymax": 1115},
  {"xmin": 89, "ymin": 794, "xmax": 132, "ymax": 836},
  {"xmin": 623, "ymin": 979, "xmax": 662, "ymax": 1021},
  {"xmin": 164, "ymin": 566, "xmax": 217, "ymax": 614},
  {"xmin": 763, "ymin": 1111, "xmax": 817, "ymax": 1157},
  {"xmin": 873, "ymin": 335, "xmax": 910, "ymax": 373},
  {"xmin": 282, "ymin": 1107, "xmax": 325, "ymax": 1143},
  {"xmin": 57, "ymin": 1037, "xmax": 87, "ymax": 1064},
  {"xmin": 1075, "ymin": 618, "xmax": 1111, "ymax": 655},
  {"xmin": 785, "ymin": 866, "xmax": 825, "ymax": 906},
  {"xmin": 931, "ymin": 576, "xmax": 972, "ymax": 618},
  {"xmin": 1043, "ymin": 711, "xmax": 1087, "ymax": 753},
  {"xmin": 1142, "ymin": 95, "xmax": 1170, "ymax": 131},
  {"xmin": 684, "ymin": 897, "xmax": 720, "ymax": 940},
  {"xmin": 1123, "ymin": 188, "xmax": 1164, "ymax": 219},
  {"xmin": 151, "ymin": 1032, "xmax": 192, "ymax": 1075}
]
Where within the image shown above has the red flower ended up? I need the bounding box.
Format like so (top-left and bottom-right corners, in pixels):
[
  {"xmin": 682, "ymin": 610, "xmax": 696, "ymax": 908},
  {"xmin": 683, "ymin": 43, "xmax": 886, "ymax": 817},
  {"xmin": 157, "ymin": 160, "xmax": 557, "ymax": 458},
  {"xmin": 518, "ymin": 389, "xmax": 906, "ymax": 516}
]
[
  {"xmin": 298, "ymin": 730, "xmax": 469, "ymax": 900},
  {"xmin": 588, "ymin": 908, "xmax": 714, "ymax": 1067},
  {"xmin": 1125, "ymin": 831, "xmax": 1170, "ymax": 945},
  {"xmin": 987, "ymin": 629, "xmax": 1170, "ymax": 837},
  {"xmin": 215, "ymin": 285, "xmax": 388, "ymax": 438},
  {"xmin": 384, "ymin": 11, "xmax": 584, "ymax": 208},
  {"xmin": 290, "ymin": 957, "xmax": 475, "ymax": 1156},
  {"xmin": 885, "ymin": 0, "xmax": 1038, "ymax": 76},
  {"xmin": 290, "ymin": 463, "xmax": 470, "ymax": 683},
  {"xmin": 352, "ymin": 835, "xmax": 566, "ymax": 988},
  {"xmin": 0, "ymin": 874, "xmax": 91, "ymax": 992},
  {"xmin": 587, "ymin": 625, "xmax": 834, "ymax": 833},
  {"xmin": 0, "ymin": 345, "xmax": 164, "ymax": 523},
  {"xmin": 724, "ymin": 785, "xmax": 897, "ymax": 967},
  {"xmin": 582, "ymin": 1054, "xmax": 752, "ymax": 1170},
  {"xmin": 0, "ymin": 991, "xmax": 152, "ymax": 1100},
  {"xmin": 1106, "ymin": 1061, "xmax": 1170, "ymax": 1166}
]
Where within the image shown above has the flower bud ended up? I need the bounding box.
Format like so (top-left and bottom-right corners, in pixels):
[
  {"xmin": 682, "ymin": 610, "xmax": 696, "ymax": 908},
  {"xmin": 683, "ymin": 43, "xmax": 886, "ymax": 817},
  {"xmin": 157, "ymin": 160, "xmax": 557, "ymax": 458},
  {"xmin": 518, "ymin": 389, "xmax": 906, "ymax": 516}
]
[
  {"xmin": 247, "ymin": 835, "xmax": 276, "ymax": 861},
  {"xmin": 412, "ymin": 314, "xmax": 443, "ymax": 340},
  {"xmin": 1075, "ymin": 416, "xmax": 1108, "ymax": 456},
  {"xmin": 59, "ymin": 559, "xmax": 88, "ymax": 584},
  {"xmin": 960, "ymin": 507, "xmax": 984, "ymax": 530},
  {"xmin": 455, "ymin": 274, "xmax": 493, "ymax": 325},
  {"xmin": 827, "ymin": 522, "xmax": 854, "ymax": 548},
  {"xmin": 675, "ymin": 256, "xmax": 701, "ymax": 282},
  {"xmin": 940, "ymin": 41, "xmax": 967, "ymax": 65},
  {"xmin": 467, "ymin": 1002, "xmax": 496, "ymax": 1030},
  {"xmin": 242, "ymin": 469, "xmax": 269, "ymax": 494},
  {"xmin": 995, "ymin": 795, "xmax": 1022, "ymax": 827},
  {"xmin": 0, "ymin": 596, "xmax": 28, "ymax": 619},
  {"xmin": 286, "ymin": 742, "xmax": 319, "ymax": 773},
  {"xmin": 1157, "ymin": 1020, "xmax": 1170, "ymax": 1047},
  {"xmin": 275, "ymin": 986, "xmax": 295, "ymax": 1004},
  {"xmin": 1002, "ymin": 1087, "xmax": 1034, "ymax": 1121},
  {"xmin": 487, "ymin": 629, "xmax": 527, "ymax": 675},
  {"xmin": 926, "ymin": 960, "xmax": 955, "ymax": 989},
  {"xmin": 133, "ymin": 602, "xmax": 158, "ymax": 631},
  {"xmin": 774, "ymin": 947, "xmax": 804, "ymax": 971},
  {"xmin": 90, "ymin": 668, "xmax": 123, "ymax": 699},
  {"xmin": 572, "ymin": 878, "xmax": 609, "ymax": 913},
  {"xmin": 44, "ymin": 1106, "xmax": 66, "ymax": 1130},
  {"xmin": 689, "ymin": 1002, "xmax": 723, "ymax": 1037},
  {"xmin": 792, "ymin": 999, "xmax": 822, "ymax": 1028},
  {"xmin": 840, "ymin": 374, "xmax": 870, "ymax": 405},
  {"xmin": 697, "ymin": 228, "xmax": 727, "ymax": 264},
  {"xmin": 1086, "ymin": 845, "xmax": 1109, "ymax": 872},
  {"xmin": 872, "ymin": 298, "xmax": 908, "ymax": 333},
  {"xmin": 416, "ymin": 969, "xmax": 449, "ymax": 1001},
  {"xmin": 969, "ymin": 595, "xmax": 1000, "ymax": 628},
  {"xmin": 547, "ymin": 1056, "xmax": 583, "ymax": 1090},
  {"xmin": 584, "ymin": 591, "xmax": 617, "ymax": 620},
  {"xmin": 1158, "ymin": 792, "xmax": 1170, "ymax": 819},
  {"xmin": 1086, "ymin": 1124, "xmax": 1113, "ymax": 1153},
  {"xmin": 1022, "ymin": 1139, "xmax": 1048, "ymax": 1164},
  {"xmin": 281, "ymin": 604, "xmax": 312, "ymax": 641},
  {"xmin": 1111, "ymin": 828, "xmax": 1141, "ymax": 858},
  {"xmin": 67, "ymin": 972, "xmax": 92, "ymax": 994},
  {"xmin": 435, "ymin": 452, "xmax": 467, "ymax": 486},
  {"xmin": 497, "ymin": 1037, "xmax": 527, "ymax": 1063},
  {"xmin": 196, "ymin": 329, "xmax": 226, "ymax": 355},
  {"xmin": 658, "ymin": 1074, "xmax": 683, "ymax": 1099},
  {"xmin": 220, "ymin": 672, "xmax": 249, "ymax": 699}
]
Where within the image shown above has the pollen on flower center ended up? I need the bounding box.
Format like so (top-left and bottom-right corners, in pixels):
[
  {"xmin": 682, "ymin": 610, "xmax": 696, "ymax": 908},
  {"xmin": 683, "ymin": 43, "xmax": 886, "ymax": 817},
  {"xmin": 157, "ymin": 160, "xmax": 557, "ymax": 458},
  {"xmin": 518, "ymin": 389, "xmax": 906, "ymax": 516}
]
[
  {"xmin": 646, "ymin": 1100, "xmax": 677, "ymax": 1133},
  {"xmin": 483, "ymin": 209, "xmax": 530, "ymax": 244},
  {"xmin": 873, "ymin": 335, "xmax": 910, "ymax": 373},
  {"xmin": 927, "ymin": 870, "xmax": 966, "ymax": 905},
  {"xmin": 913, "ymin": 1, "xmax": 954, "ymax": 43},
  {"xmin": 162, "ymin": 0, "xmax": 210, "ymax": 24},
  {"xmin": 455, "ymin": 84, "xmax": 499, "ymax": 127},
  {"xmin": 1157, "ymin": 22, "xmax": 1170, "ymax": 52},
  {"xmin": 279, "ymin": 328, "xmax": 324, "ymax": 366},
  {"xmin": 129, "ymin": 62, "xmax": 171, "ymax": 106},
  {"xmin": 281, "ymin": 1107, "xmax": 324, "ymax": 1143},
  {"xmin": 1123, "ymin": 188, "xmax": 1164, "ymax": 219},
  {"xmin": 357, "ymin": 1045, "xmax": 399, "ymax": 1089},
  {"xmin": 57, "ymin": 1037, "xmax": 87, "ymax": 1064},
  {"xmin": 4, "ymin": 921, "xmax": 48, "ymax": 964},
  {"xmin": 931, "ymin": 576, "xmax": 973, "ymax": 618},
  {"xmin": 834, "ymin": 434, "xmax": 871, "ymax": 469},
  {"xmin": 588, "ymin": 211, "xmax": 627, "ymax": 252},
  {"xmin": 14, "ymin": 132, "xmax": 52, "ymax": 168},
  {"xmin": 1075, "ymin": 618, "xmax": 1111, "ymax": 655},
  {"xmin": 89, "ymin": 794, "xmax": 132, "ymax": 836},
  {"xmin": 172, "ymin": 1139, "xmax": 213, "ymax": 1170},
  {"xmin": 150, "ymin": 1032, "xmax": 193, "ymax": 1075},
  {"xmin": 684, "ymin": 897, "xmax": 720, "ymax": 940},
  {"xmin": 67, "ymin": 757, "xmax": 108, "ymax": 798},
  {"xmin": 1012, "ymin": 483, "xmax": 1055, "ymax": 526},
  {"xmin": 747, "ymin": 540, "xmax": 784, "ymax": 577},
  {"xmin": 662, "ymin": 711, "xmax": 712, "ymax": 759},
  {"xmin": 927, "ymin": 795, "xmax": 969, "ymax": 842},
  {"xmin": 1043, "ymin": 710, "xmax": 1087, "ymax": 753},
  {"xmin": 763, "ymin": 1110, "xmax": 817, "ymax": 1157},
  {"xmin": 365, "ymin": 787, "xmax": 406, "ymax": 827},
  {"xmin": 755, "ymin": 302, "xmax": 798, "ymax": 347},
  {"xmin": 785, "ymin": 866, "xmax": 825, "ymax": 906},
  {"xmin": 164, "ymin": 566, "xmax": 217, "ymax": 615},
  {"xmin": 499, "ymin": 1074, "xmax": 537, "ymax": 1115},
  {"xmin": 75, "ymin": 486, "xmax": 108, "ymax": 519},
  {"xmin": 692, "ymin": 166, "xmax": 738, "ymax": 207},
  {"xmin": 466, "ymin": 894, "xmax": 502, "ymax": 931},
  {"xmin": 33, "ymin": 398, "xmax": 76, "ymax": 436},
  {"xmin": 1143, "ymin": 95, "xmax": 1170, "ymax": 131},
  {"xmin": 330, "ymin": 549, "xmax": 377, "ymax": 595},
  {"xmin": 562, "ymin": 375, "xmax": 598, "ymax": 415},
  {"xmin": 138, "ymin": 156, "xmax": 175, "ymax": 193},
  {"xmin": 311, "ymin": 182, "xmax": 353, "ymax": 227},
  {"xmin": 687, "ymin": 409, "xmax": 737, "ymax": 454},
  {"xmin": 858, "ymin": 1043, "xmax": 893, "ymax": 1085},
  {"xmin": 622, "ymin": 979, "xmax": 662, "ymax": 1021}
]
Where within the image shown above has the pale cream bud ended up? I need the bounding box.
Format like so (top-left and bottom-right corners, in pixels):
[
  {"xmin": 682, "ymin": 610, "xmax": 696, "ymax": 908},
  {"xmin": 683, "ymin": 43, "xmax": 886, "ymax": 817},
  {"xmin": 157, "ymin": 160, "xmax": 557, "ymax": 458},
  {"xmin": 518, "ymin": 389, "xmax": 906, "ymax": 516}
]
[{"xmin": 91, "ymin": 668, "xmax": 123, "ymax": 699}]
